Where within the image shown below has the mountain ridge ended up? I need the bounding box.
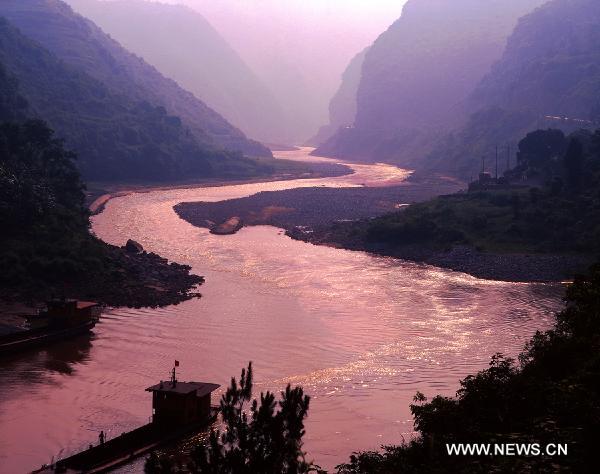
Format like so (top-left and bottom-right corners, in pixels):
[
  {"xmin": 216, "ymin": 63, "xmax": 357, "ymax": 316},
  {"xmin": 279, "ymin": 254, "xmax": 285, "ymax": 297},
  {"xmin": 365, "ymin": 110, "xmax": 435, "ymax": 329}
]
[
  {"xmin": 314, "ymin": 0, "xmax": 548, "ymax": 168},
  {"xmin": 310, "ymin": 47, "xmax": 369, "ymax": 147},
  {"xmin": 66, "ymin": 0, "xmax": 288, "ymax": 145},
  {"xmin": 0, "ymin": 16, "xmax": 268, "ymax": 181},
  {"xmin": 426, "ymin": 0, "xmax": 600, "ymax": 177},
  {"xmin": 0, "ymin": 0, "xmax": 271, "ymax": 158}
]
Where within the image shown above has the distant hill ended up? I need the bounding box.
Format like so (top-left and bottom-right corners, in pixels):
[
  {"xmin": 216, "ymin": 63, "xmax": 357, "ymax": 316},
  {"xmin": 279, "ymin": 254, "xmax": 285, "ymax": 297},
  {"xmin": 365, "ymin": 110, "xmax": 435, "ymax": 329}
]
[
  {"xmin": 0, "ymin": 18, "xmax": 268, "ymax": 181},
  {"xmin": 66, "ymin": 0, "xmax": 288, "ymax": 145},
  {"xmin": 310, "ymin": 47, "xmax": 368, "ymax": 147},
  {"xmin": 314, "ymin": 0, "xmax": 547, "ymax": 166},
  {"xmin": 427, "ymin": 0, "xmax": 600, "ymax": 177},
  {"xmin": 0, "ymin": 0, "xmax": 270, "ymax": 159}
]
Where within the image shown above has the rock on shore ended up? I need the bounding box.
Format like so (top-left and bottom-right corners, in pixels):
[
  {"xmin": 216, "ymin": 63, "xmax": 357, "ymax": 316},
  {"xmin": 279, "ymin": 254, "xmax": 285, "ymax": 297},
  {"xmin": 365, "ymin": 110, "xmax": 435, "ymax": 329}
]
[{"xmin": 210, "ymin": 217, "xmax": 244, "ymax": 235}]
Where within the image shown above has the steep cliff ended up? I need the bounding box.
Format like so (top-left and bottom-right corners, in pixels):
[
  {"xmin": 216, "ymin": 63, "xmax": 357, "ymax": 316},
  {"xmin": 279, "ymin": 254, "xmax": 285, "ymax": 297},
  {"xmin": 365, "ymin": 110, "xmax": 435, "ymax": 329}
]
[
  {"xmin": 310, "ymin": 48, "xmax": 368, "ymax": 146},
  {"xmin": 428, "ymin": 0, "xmax": 600, "ymax": 177},
  {"xmin": 315, "ymin": 0, "xmax": 547, "ymax": 166}
]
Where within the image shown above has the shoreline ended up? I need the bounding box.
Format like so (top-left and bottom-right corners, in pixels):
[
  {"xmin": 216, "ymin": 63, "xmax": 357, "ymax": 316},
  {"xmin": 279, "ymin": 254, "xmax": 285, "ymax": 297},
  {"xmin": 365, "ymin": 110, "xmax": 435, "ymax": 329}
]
[
  {"xmin": 290, "ymin": 233, "xmax": 590, "ymax": 283},
  {"xmin": 87, "ymin": 162, "xmax": 354, "ymax": 215},
  {"xmin": 89, "ymin": 161, "xmax": 586, "ymax": 283},
  {"xmin": 173, "ymin": 177, "xmax": 462, "ymax": 235},
  {"xmin": 170, "ymin": 175, "xmax": 590, "ymax": 283},
  {"xmin": 0, "ymin": 240, "xmax": 205, "ymax": 312}
]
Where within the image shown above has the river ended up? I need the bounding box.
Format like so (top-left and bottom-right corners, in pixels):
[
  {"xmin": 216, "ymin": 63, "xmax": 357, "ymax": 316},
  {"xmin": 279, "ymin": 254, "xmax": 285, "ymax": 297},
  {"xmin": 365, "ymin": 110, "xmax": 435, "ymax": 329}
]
[{"xmin": 0, "ymin": 148, "xmax": 563, "ymax": 473}]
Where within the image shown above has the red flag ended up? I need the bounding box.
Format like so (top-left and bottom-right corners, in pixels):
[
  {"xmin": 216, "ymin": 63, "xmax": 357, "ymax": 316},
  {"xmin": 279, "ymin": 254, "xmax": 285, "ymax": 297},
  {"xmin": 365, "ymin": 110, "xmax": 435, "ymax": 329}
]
[{"xmin": 174, "ymin": 360, "xmax": 179, "ymax": 367}]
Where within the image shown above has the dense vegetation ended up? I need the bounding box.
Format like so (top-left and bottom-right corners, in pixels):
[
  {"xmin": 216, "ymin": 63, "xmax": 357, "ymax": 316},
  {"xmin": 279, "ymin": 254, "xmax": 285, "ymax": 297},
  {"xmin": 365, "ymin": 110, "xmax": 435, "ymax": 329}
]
[
  {"xmin": 319, "ymin": 128, "xmax": 600, "ymax": 257},
  {"xmin": 146, "ymin": 363, "xmax": 320, "ymax": 474},
  {"xmin": 0, "ymin": 118, "xmax": 203, "ymax": 307},
  {"xmin": 0, "ymin": 17, "xmax": 271, "ymax": 182},
  {"xmin": 0, "ymin": 63, "xmax": 27, "ymax": 122},
  {"xmin": 337, "ymin": 262, "xmax": 600, "ymax": 472},
  {"xmin": 1, "ymin": 0, "xmax": 271, "ymax": 158}
]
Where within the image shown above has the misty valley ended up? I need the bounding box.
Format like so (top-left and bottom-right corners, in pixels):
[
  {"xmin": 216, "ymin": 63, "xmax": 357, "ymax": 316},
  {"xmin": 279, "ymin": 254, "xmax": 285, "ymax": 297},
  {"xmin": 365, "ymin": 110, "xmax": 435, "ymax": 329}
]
[{"xmin": 1, "ymin": 1, "xmax": 600, "ymax": 473}]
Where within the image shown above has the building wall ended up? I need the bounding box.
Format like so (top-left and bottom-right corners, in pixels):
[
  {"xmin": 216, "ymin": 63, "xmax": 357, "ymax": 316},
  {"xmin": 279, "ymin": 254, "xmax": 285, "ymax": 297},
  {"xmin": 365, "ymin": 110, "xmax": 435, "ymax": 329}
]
[{"xmin": 152, "ymin": 391, "xmax": 211, "ymax": 426}]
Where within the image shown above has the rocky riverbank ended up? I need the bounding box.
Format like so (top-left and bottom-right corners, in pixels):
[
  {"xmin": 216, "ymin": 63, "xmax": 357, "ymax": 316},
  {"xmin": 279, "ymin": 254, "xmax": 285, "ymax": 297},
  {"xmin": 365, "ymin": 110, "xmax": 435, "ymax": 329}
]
[
  {"xmin": 292, "ymin": 228, "xmax": 592, "ymax": 282},
  {"xmin": 0, "ymin": 239, "xmax": 204, "ymax": 310},
  {"xmin": 84, "ymin": 240, "xmax": 205, "ymax": 308},
  {"xmin": 87, "ymin": 159, "xmax": 353, "ymax": 215},
  {"xmin": 173, "ymin": 177, "xmax": 592, "ymax": 282},
  {"xmin": 75, "ymin": 158, "xmax": 354, "ymax": 306}
]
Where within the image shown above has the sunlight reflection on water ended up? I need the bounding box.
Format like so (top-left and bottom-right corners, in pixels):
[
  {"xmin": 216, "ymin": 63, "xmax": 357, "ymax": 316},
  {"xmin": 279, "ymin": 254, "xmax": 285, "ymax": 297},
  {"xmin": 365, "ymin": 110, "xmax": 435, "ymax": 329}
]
[{"xmin": 0, "ymin": 149, "xmax": 563, "ymax": 473}]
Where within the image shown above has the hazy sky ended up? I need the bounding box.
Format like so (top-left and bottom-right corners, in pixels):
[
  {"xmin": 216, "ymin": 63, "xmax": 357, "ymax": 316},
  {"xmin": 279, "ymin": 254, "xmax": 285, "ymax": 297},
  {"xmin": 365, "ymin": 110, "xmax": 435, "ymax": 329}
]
[
  {"xmin": 170, "ymin": 0, "xmax": 408, "ymax": 73},
  {"xmin": 161, "ymin": 0, "xmax": 409, "ymax": 139}
]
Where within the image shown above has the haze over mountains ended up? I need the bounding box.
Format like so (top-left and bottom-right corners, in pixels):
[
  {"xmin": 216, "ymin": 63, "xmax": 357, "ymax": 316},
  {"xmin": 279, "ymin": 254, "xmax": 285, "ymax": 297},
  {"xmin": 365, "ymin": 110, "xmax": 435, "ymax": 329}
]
[
  {"xmin": 427, "ymin": 0, "xmax": 600, "ymax": 177},
  {"xmin": 315, "ymin": 0, "xmax": 600, "ymax": 179},
  {"xmin": 166, "ymin": 0, "xmax": 406, "ymax": 144},
  {"xmin": 310, "ymin": 48, "xmax": 369, "ymax": 147},
  {"xmin": 469, "ymin": 0, "xmax": 600, "ymax": 120},
  {"xmin": 315, "ymin": 0, "xmax": 549, "ymax": 171},
  {"xmin": 0, "ymin": 0, "xmax": 272, "ymax": 181},
  {"xmin": 0, "ymin": 19, "xmax": 207, "ymax": 181},
  {"xmin": 66, "ymin": 0, "xmax": 290, "ymax": 145},
  {"xmin": 1, "ymin": 0, "xmax": 598, "ymax": 182}
]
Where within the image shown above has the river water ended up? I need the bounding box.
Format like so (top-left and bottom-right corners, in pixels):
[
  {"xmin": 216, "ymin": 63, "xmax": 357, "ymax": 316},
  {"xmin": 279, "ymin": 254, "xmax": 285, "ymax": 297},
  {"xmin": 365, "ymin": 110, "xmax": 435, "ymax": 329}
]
[{"xmin": 0, "ymin": 149, "xmax": 563, "ymax": 473}]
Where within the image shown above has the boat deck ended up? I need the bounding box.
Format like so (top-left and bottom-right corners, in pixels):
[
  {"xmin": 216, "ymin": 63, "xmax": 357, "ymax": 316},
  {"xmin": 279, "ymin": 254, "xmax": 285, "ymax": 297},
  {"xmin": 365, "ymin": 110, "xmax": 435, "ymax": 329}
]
[{"xmin": 33, "ymin": 409, "xmax": 219, "ymax": 473}]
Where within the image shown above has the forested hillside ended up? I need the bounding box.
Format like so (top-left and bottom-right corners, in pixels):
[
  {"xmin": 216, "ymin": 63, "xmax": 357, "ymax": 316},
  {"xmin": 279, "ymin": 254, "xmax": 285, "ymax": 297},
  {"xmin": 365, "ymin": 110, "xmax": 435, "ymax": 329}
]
[
  {"xmin": 0, "ymin": 122, "xmax": 204, "ymax": 305},
  {"xmin": 0, "ymin": 19, "xmax": 267, "ymax": 182},
  {"xmin": 0, "ymin": 0, "xmax": 270, "ymax": 159},
  {"xmin": 66, "ymin": 0, "xmax": 288, "ymax": 145},
  {"xmin": 303, "ymin": 127, "xmax": 600, "ymax": 283},
  {"xmin": 0, "ymin": 62, "xmax": 26, "ymax": 122}
]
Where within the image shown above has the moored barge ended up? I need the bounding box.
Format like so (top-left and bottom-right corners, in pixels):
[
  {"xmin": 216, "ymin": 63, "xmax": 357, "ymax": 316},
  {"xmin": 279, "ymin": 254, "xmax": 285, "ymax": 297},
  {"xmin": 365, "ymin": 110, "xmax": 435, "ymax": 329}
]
[
  {"xmin": 33, "ymin": 365, "xmax": 220, "ymax": 473},
  {"xmin": 0, "ymin": 300, "xmax": 100, "ymax": 355}
]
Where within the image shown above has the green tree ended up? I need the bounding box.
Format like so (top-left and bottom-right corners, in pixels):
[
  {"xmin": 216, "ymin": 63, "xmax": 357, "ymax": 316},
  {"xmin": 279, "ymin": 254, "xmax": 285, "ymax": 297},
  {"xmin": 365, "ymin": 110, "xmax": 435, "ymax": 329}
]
[
  {"xmin": 337, "ymin": 263, "xmax": 600, "ymax": 473},
  {"xmin": 0, "ymin": 119, "xmax": 86, "ymax": 234},
  {"xmin": 517, "ymin": 129, "xmax": 567, "ymax": 172},
  {"xmin": 146, "ymin": 363, "xmax": 320, "ymax": 474},
  {"xmin": 563, "ymin": 138, "xmax": 584, "ymax": 191}
]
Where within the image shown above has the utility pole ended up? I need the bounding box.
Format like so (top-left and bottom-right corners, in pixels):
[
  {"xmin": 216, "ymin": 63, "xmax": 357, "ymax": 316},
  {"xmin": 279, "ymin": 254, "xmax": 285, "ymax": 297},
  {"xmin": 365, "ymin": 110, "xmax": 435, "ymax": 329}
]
[{"xmin": 495, "ymin": 145, "xmax": 499, "ymax": 180}]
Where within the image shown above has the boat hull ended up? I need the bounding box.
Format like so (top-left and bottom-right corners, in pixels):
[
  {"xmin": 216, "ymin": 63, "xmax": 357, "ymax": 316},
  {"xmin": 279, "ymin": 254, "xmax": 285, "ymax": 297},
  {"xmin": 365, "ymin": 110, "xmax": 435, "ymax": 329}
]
[
  {"xmin": 32, "ymin": 411, "xmax": 218, "ymax": 473},
  {"xmin": 0, "ymin": 320, "xmax": 97, "ymax": 355}
]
